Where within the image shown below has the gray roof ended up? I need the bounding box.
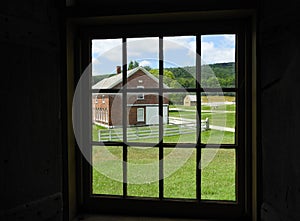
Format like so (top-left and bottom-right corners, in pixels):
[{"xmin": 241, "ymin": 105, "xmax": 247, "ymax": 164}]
[
  {"xmin": 185, "ymin": 95, "xmax": 197, "ymax": 102},
  {"xmin": 92, "ymin": 66, "xmax": 168, "ymax": 89}
]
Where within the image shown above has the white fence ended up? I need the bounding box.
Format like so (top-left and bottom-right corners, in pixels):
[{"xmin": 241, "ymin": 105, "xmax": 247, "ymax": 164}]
[{"xmin": 97, "ymin": 118, "xmax": 209, "ymax": 142}]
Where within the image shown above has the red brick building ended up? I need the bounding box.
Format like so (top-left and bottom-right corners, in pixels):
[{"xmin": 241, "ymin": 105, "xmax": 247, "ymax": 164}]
[{"xmin": 92, "ymin": 67, "xmax": 169, "ymax": 128}]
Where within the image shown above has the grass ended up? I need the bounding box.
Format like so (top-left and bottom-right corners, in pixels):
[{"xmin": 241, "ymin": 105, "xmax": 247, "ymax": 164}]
[
  {"xmin": 201, "ymin": 95, "xmax": 236, "ymax": 103},
  {"xmin": 92, "ymin": 147, "xmax": 236, "ymax": 201},
  {"xmin": 169, "ymin": 104, "xmax": 236, "ymax": 128},
  {"xmin": 92, "ymin": 103, "xmax": 236, "ymax": 200}
]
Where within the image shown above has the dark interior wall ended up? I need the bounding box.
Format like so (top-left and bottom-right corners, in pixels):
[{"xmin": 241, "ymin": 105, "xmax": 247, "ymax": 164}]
[
  {"xmin": 1, "ymin": 0, "xmax": 300, "ymax": 221},
  {"xmin": 259, "ymin": 1, "xmax": 300, "ymax": 220},
  {"xmin": 0, "ymin": 1, "xmax": 63, "ymax": 220}
]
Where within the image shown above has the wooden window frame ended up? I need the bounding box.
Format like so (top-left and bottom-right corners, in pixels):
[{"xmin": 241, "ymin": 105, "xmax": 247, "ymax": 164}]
[{"xmin": 68, "ymin": 12, "xmax": 255, "ymax": 220}]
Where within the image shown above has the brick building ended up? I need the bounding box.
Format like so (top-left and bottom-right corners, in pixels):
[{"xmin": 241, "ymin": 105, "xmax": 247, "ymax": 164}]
[{"xmin": 92, "ymin": 66, "xmax": 169, "ymax": 128}]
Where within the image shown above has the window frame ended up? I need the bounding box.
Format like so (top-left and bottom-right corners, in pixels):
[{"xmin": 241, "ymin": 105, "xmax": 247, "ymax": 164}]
[
  {"xmin": 136, "ymin": 86, "xmax": 144, "ymax": 100},
  {"xmin": 73, "ymin": 17, "xmax": 253, "ymax": 220},
  {"xmin": 136, "ymin": 107, "xmax": 145, "ymax": 122}
]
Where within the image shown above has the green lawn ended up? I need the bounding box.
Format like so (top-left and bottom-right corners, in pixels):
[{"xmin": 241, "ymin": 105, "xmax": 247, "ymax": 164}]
[
  {"xmin": 169, "ymin": 104, "xmax": 236, "ymax": 128},
  {"xmin": 92, "ymin": 147, "xmax": 236, "ymax": 201},
  {"xmin": 92, "ymin": 104, "xmax": 236, "ymax": 200}
]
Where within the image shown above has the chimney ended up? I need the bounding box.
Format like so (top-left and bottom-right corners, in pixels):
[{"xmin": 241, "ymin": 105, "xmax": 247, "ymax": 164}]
[{"xmin": 116, "ymin": 66, "xmax": 121, "ymax": 74}]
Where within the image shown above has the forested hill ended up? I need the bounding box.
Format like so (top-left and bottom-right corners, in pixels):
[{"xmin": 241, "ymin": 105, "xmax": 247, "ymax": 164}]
[
  {"xmin": 165, "ymin": 62, "xmax": 235, "ymax": 88},
  {"xmin": 92, "ymin": 62, "xmax": 235, "ymax": 88}
]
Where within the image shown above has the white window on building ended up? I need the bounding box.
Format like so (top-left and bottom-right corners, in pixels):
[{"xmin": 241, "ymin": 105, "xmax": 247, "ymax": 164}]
[
  {"xmin": 137, "ymin": 86, "xmax": 144, "ymax": 100},
  {"xmin": 137, "ymin": 108, "xmax": 145, "ymax": 122},
  {"xmin": 105, "ymin": 109, "xmax": 108, "ymax": 123}
]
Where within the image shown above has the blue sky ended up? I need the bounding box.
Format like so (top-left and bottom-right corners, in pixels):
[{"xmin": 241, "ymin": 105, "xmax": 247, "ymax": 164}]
[{"xmin": 91, "ymin": 34, "xmax": 235, "ymax": 76}]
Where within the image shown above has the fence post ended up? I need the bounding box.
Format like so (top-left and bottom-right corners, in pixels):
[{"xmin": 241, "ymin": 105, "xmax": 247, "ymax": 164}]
[
  {"xmin": 205, "ymin": 117, "xmax": 209, "ymax": 130},
  {"xmin": 98, "ymin": 130, "xmax": 101, "ymax": 141}
]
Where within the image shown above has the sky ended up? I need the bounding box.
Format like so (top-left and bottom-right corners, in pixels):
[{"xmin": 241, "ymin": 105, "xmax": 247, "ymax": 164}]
[{"xmin": 91, "ymin": 34, "xmax": 235, "ymax": 76}]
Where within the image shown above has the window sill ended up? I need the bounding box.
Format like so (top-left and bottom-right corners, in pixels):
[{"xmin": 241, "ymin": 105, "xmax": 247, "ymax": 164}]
[{"xmin": 73, "ymin": 214, "xmax": 230, "ymax": 221}]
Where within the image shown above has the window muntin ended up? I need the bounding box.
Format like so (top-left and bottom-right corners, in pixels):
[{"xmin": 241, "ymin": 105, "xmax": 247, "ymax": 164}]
[
  {"xmin": 77, "ymin": 20, "xmax": 249, "ymax": 219},
  {"xmin": 90, "ymin": 34, "xmax": 237, "ymax": 200}
]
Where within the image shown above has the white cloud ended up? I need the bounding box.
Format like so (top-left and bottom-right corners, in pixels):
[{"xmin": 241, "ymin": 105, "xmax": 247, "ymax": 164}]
[
  {"xmin": 92, "ymin": 35, "xmax": 235, "ymax": 74},
  {"xmin": 92, "ymin": 57, "xmax": 100, "ymax": 65},
  {"xmin": 92, "ymin": 39, "xmax": 122, "ymax": 62},
  {"xmin": 164, "ymin": 36, "xmax": 197, "ymax": 66},
  {"xmin": 201, "ymin": 35, "xmax": 235, "ymax": 64},
  {"xmin": 127, "ymin": 38, "xmax": 159, "ymax": 57},
  {"xmin": 164, "ymin": 36, "xmax": 196, "ymax": 52},
  {"xmin": 139, "ymin": 60, "xmax": 151, "ymax": 67},
  {"xmin": 92, "ymin": 39, "xmax": 121, "ymax": 54},
  {"xmin": 223, "ymin": 34, "xmax": 235, "ymax": 46}
]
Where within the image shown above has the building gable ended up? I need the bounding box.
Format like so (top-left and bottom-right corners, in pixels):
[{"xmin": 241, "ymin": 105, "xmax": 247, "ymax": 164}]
[{"xmin": 92, "ymin": 66, "xmax": 168, "ymax": 90}]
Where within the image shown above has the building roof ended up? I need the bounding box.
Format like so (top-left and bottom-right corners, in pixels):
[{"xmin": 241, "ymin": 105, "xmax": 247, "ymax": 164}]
[
  {"xmin": 185, "ymin": 95, "xmax": 197, "ymax": 102},
  {"xmin": 92, "ymin": 66, "xmax": 168, "ymax": 89}
]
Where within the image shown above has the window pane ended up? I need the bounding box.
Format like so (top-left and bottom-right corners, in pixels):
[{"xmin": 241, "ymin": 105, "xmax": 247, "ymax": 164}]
[
  {"xmin": 201, "ymin": 148, "xmax": 236, "ymax": 201},
  {"xmin": 127, "ymin": 147, "xmax": 159, "ymax": 198},
  {"xmin": 92, "ymin": 146, "xmax": 123, "ymax": 195},
  {"xmin": 127, "ymin": 37, "xmax": 159, "ymax": 89},
  {"xmin": 164, "ymin": 36, "xmax": 196, "ymax": 89},
  {"xmin": 165, "ymin": 93, "xmax": 198, "ymax": 143},
  {"xmin": 164, "ymin": 148, "xmax": 196, "ymax": 199},
  {"xmin": 91, "ymin": 39, "xmax": 123, "ymax": 88},
  {"xmin": 92, "ymin": 93, "xmax": 123, "ymax": 142},
  {"xmin": 127, "ymin": 92, "xmax": 160, "ymax": 143},
  {"xmin": 201, "ymin": 34, "xmax": 236, "ymax": 88},
  {"xmin": 201, "ymin": 92, "xmax": 236, "ymax": 144}
]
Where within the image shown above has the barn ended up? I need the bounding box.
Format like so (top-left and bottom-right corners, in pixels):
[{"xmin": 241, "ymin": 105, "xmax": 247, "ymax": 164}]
[
  {"xmin": 92, "ymin": 66, "xmax": 169, "ymax": 128},
  {"xmin": 184, "ymin": 95, "xmax": 197, "ymax": 106}
]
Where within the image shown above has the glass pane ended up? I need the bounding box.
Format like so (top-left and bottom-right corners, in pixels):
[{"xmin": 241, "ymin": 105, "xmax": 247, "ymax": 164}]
[
  {"xmin": 92, "ymin": 146, "xmax": 123, "ymax": 195},
  {"xmin": 201, "ymin": 34, "xmax": 236, "ymax": 88},
  {"xmin": 201, "ymin": 148, "xmax": 236, "ymax": 201},
  {"xmin": 127, "ymin": 92, "xmax": 160, "ymax": 143},
  {"xmin": 164, "ymin": 148, "xmax": 196, "ymax": 199},
  {"xmin": 92, "ymin": 93, "xmax": 123, "ymax": 142},
  {"xmin": 165, "ymin": 93, "xmax": 198, "ymax": 143},
  {"xmin": 127, "ymin": 37, "xmax": 159, "ymax": 89},
  {"xmin": 164, "ymin": 36, "xmax": 196, "ymax": 89},
  {"xmin": 201, "ymin": 92, "xmax": 236, "ymax": 144},
  {"xmin": 127, "ymin": 147, "xmax": 159, "ymax": 198},
  {"xmin": 91, "ymin": 39, "xmax": 123, "ymax": 89}
]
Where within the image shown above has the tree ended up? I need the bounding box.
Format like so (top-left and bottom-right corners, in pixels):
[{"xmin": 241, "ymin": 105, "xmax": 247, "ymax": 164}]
[
  {"xmin": 149, "ymin": 69, "xmax": 176, "ymax": 87},
  {"xmin": 142, "ymin": 66, "xmax": 152, "ymax": 71},
  {"xmin": 128, "ymin": 60, "xmax": 139, "ymax": 70}
]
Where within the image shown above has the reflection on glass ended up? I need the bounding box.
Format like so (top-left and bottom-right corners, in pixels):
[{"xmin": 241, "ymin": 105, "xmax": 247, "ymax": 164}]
[
  {"xmin": 164, "ymin": 36, "xmax": 196, "ymax": 89},
  {"xmin": 164, "ymin": 148, "xmax": 196, "ymax": 199},
  {"xmin": 201, "ymin": 34, "xmax": 236, "ymax": 88},
  {"xmin": 201, "ymin": 148, "xmax": 236, "ymax": 201},
  {"xmin": 127, "ymin": 37, "xmax": 159, "ymax": 89},
  {"xmin": 92, "ymin": 93, "xmax": 123, "ymax": 142},
  {"xmin": 127, "ymin": 147, "xmax": 159, "ymax": 198},
  {"xmin": 126, "ymin": 92, "xmax": 161, "ymax": 143},
  {"xmin": 201, "ymin": 92, "xmax": 236, "ymax": 144},
  {"xmin": 165, "ymin": 93, "xmax": 198, "ymax": 143},
  {"xmin": 91, "ymin": 39, "xmax": 122, "ymax": 88},
  {"xmin": 92, "ymin": 146, "xmax": 123, "ymax": 195}
]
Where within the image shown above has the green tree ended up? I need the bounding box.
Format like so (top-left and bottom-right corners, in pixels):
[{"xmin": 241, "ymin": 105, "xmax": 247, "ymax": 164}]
[
  {"xmin": 142, "ymin": 66, "xmax": 152, "ymax": 71},
  {"xmin": 149, "ymin": 69, "xmax": 175, "ymax": 87},
  {"xmin": 128, "ymin": 60, "xmax": 139, "ymax": 70}
]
